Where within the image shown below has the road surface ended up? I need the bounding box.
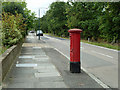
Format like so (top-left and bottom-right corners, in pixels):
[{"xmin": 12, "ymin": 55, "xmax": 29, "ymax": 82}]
[{"xmin": 37, "ymin": 33, "xmax": 118, "ymax": 88}]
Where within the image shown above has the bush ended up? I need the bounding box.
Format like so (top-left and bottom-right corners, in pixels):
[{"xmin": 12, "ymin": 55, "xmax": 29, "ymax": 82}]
[{"xmin": 2, "ymin": 12, "xmax": 23, "ymax": 47}]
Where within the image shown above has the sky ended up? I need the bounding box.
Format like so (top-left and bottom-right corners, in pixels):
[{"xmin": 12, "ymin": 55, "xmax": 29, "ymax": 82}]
[{"xmin": 25, "ymin": 0, "xmax": 67, "ymax": 17}]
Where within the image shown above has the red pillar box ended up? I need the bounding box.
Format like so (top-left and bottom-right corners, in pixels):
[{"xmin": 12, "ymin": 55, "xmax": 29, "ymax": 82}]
[{"xmin": 68, "ymin": 29, "xmax": 82, "ymax": 73}]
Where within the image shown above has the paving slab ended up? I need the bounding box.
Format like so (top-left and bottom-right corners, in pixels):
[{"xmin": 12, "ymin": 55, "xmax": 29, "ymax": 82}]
[
  {"xmin": 2, "ymin": 33, "xmax": 107, "ymax": 89},
  {"xmin": 7, "ymin": 82, "xmax": 34, "ymax": 88},
  {"xmin": 43, "ymin": 48, "xmax": 104, "ymax": 88},
  {"xmin": 35, "ymin": 72, "xmax": 61, "ymax": 78},
  {"xmin": 2, "ymin": 37, "xmax": 67, "ymax": 88},
  {"xmin": 37, "ymin": 76, "xmax": 64, "ymax": 82},
  {"xmin": 34, "ymin": 82, "xmax": 67, "ymax": 88}
]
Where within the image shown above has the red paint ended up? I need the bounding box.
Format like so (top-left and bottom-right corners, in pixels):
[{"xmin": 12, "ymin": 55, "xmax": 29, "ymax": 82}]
[{"xmin": 68, "ymin": 29, "xmax": 82, "ymax": 62}]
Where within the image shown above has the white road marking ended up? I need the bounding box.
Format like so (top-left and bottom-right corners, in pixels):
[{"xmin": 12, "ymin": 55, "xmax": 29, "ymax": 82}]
[
  {"xmin": 54, "ymin": 48, "xmax": 70, "ymax": 60},
  {"xmin": 91, "ymin": 50, "xmax": 113, "ymax": 58},
  {"xmin": 19, "ymin": 56, "xmax": 35, "ymax": 59},
  {"xmin": 33, "ymin": 57, "xmax": 49, "ymax": 60},
  {"xmin": 81, "ymin": 67, "xmax": 110, "ymax": 88},
  {"xmin": 33, "ymin": 47, "xmax": 41, "ymax": 49},
  {"xmin": 44, "ymin": 35, "xmax": 58, "ymax": 41},
  {"xmin": 44, "ymin": 35, "xmax": 70, "ymax": 47},
  {"xmin": 83, "ymin": 43, "xmax": 119, "ymax": 52},
  {"xmin": 16, "ymin": 64, "xmax": 37, "ymax": 67},
  {"xmin": 45, "ymin": 34, "xmax": 119, "ymax": 53},
  {"xmin": 44, "ymin": 35, "xmax": 84, "ymax": 49},
  {"xmin": 54, "ymin": 47, "xmax": 110, "ymax": 89}
]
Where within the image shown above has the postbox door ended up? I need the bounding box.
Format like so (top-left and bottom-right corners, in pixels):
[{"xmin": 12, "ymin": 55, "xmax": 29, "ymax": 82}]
[
  {"xmin": 70, "ymin": 33, "xmax": 74, "ymax": 62},
  {"xmin": 73, "ymin": 33, "xmax": 80, "ymax": 62}
]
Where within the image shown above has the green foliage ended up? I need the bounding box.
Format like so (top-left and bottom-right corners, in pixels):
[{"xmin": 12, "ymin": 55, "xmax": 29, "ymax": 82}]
[
  {"xmin": 2, "ymin": 2, "xmax": 37, "ymax": 47},
  {"xmin": 40, "ymin": 2, "xmax": 119, "ymax": 44},
  {"xmin": 15, "ymin": 13, "xmax": 27, "ymax": 37},
  {"xmin": 2, "ymin": 12, "xmax": 23, "ymax": 47},
  {"xmin": 0, "ymin": 46, "xmax": 9, "ymax": 55},
  {"xmin": 3, "ymin": 2, "xmax": 37, "ymax": 33},
  {"xmin": 24, "ymin": 9, "xmax": 36, "ymax": 31},
  {"xmin": 98, "ymin": 2, "xmax": 120, "ymax": 43},
  {"xmin": 40, "ymin": 16, "xmax": 48, "ymax": 33},
  {"xmin": 40, "ymin": 2, "xmax": 69, "ymax": 37},
  {"xmin": 65, "ymin": 2, "xmax": 101, "ymax": 41},
  {"xmin": 2, "ymin": 2, "xmax": 26, "ymax": 17}
]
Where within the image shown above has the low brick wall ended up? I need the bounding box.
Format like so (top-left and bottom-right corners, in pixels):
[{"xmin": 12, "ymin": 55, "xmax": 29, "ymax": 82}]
[{"xmin": 0, "ymin": 43, "xmax": 22, "ymax": 81}]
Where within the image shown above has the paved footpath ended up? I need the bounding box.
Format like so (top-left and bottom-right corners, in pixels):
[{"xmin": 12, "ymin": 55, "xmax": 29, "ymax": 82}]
[{"xmin": 2, "ymin": 33, "xmax": 111, "ymax": 89}]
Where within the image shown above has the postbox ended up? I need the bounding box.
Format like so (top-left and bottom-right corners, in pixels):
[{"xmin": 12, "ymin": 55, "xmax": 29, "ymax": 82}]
[{"xmin": 68, "ymin": 29, "xmax": 82, "ymax": 73}]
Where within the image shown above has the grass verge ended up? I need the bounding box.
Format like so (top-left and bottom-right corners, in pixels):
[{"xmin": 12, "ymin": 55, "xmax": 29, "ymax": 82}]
[{"xmin": 81, "ymin": 40, "xmax": 119, "ymax": 50}]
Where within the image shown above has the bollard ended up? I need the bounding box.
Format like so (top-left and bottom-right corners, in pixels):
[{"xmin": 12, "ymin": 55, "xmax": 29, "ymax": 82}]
[{"xmin": 68, "ymin": 29, "xmax": 82, "ymax": 73}]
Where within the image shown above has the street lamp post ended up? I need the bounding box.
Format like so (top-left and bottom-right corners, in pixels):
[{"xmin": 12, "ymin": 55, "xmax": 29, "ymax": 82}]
[
  {"xmin": 38, "ymin": 9, "xmax": 40, "ymax": 40},
  {"xmin": 38, "ymin": 7, "xmax": 48, "ymax": 40}
]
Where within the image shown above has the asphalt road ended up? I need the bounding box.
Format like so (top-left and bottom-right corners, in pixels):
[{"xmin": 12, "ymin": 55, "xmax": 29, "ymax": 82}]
[{"xmin": 36, "ymin": 34, "xmax": 118, "ymax": 88}]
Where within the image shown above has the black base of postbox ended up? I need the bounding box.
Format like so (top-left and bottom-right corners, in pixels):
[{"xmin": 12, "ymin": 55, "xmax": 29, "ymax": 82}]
[{"xmin": 70, "ymin": 62, "xmax": 81, "ymax": 73}]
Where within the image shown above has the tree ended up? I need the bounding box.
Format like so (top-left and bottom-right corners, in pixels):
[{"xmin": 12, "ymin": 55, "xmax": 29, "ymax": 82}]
[
  {"xmin": 40, "ymin": 15, "xmax": 48, "ymax": 33},
  {"xmin": 2, "ymin": 2, "xmax": 26, "ymax": 16},
  {"xmin": 66, "ymin": 2, "xmax": 101, "ymax": 41},
  {"xmin": 40, "ymin": 1, "xmax": 119, "ymax": 44},
  {"xmin": 98, "ymin": 2, "xmax": 120, "ymax": 43},
  {"xmin": 41, "ymin": 2, "xmax": 68, "ymax": 37},
  {"xmin": 3, "ymin": 2, "xmax": 37, "ymax": 33}
]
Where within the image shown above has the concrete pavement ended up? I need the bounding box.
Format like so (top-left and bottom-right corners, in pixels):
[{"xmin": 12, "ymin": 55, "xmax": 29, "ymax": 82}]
[{"xmin": 2, "ymin": 33, "xmax": 112, "ymax": 89}]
